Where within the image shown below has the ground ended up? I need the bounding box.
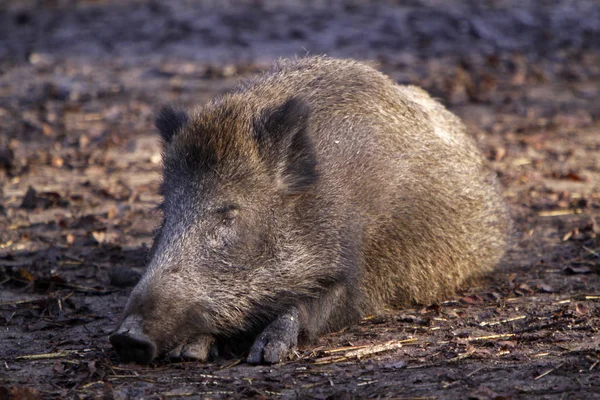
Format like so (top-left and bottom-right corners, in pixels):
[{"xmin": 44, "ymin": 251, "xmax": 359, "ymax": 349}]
[{"xmin": 1, "ymin": 1, "xmax": 599, "ymax": 399}]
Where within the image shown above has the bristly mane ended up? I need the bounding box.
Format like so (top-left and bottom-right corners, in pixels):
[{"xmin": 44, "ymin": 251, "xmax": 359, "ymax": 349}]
[{"xmin": 163, "ymin": 99, "xmax": 262, "ymax": 179}]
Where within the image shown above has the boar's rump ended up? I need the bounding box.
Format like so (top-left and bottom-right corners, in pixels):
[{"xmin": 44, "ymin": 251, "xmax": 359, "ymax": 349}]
[{"xmin": 110, "ymin": 56, "xmax": 511, "ymax": 364}]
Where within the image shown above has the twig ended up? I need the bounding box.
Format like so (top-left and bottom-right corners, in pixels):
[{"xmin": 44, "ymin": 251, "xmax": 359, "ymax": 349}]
[
  {"xmin": 313, "ymin": 340, "xmax": 410, "ymax": 365},
  {"xmin": 480, "ymin": 315, "xmax": 526, "ymax": 326},
  {"xmin": 467, "ymin": 366, "xmax": 485, "ymax": 377},
  {"xmin": 323, "ymin": 344, "xmax": 379, "ymax": 354},
  {"xmin": 79, "ymin": 381, "xmax": 103, "ymax": 390},
  {"xmin": 53, "ymin": 282, "xmax": 109, "ymax": 293},
  {"xmin": 582, "ymin": 246, "xmax": 600, "ymax": 258},
  {"xmin": 107, "ymin": 375, "xmax": 157, "ymax": 383},
  {"xmin": 534, "ymin": 364, "xmax": 563, "ymax": 381},
  {"xmin": 0, "ymin": 240, "xmax": 14, "ymax": 249},
  {"xmin": 406, "ymin": 363, "xmax": 441, "ymax": 369},
  {"xmin": 15, "ymin": 350, "xmax": 80, "ymax": 360},
  {"xmin": 468, "ymin": 333, "xmax": 515, "ymax": 342},
  {"xmin": 357, "ymin": 380, "xmax": 378, "ymax": 386},
  {"xmin": 344, "ymin": 340, "xmax": 410, "ymax": 357},
  {"xmin": 322, "ymin": 338, "xmax": 417, "ymax": 355},
  {"xmin": 393, "ymin": 397, "xmax": 437, "ymax": 400},
  {"xmin": 217, "ymin": 359, "xmax": 242, "ymax": 370},
  {"xmin": 0, "ymin": 299, "xmax": 44, "ymax": 307},
  {"xmin": 538, "ymin": 209, "xmax": 582, "ymax": 217},
  {"xmin": 160, "ymin": 392, "xmax": 234, "ymax": 398},
  {"xmin": 4, "ymin": 278, "xmax": 109, "ymax": 294},
  {"xmin": 448, "ymin": 353, "xmax": 472, "ymax": 362},
  {"xmin": 196, "ymin": 374, "xmax": 236, "ymax": 381}
]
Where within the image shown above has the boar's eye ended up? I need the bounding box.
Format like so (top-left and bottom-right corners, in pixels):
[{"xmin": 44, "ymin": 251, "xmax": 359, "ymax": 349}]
[{"xmin": 215, "ymin": 204, "xmax": 239, "ymax": 225}]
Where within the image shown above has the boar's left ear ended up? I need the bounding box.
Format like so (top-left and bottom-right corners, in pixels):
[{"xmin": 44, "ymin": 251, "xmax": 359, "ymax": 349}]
[
  {"xmin": 256, "ymin": 97, "xmax": 318, "ymax": 194},
  {"xmin": 156, "ymin": 106, "xmax": 189, "ymax": 144}
]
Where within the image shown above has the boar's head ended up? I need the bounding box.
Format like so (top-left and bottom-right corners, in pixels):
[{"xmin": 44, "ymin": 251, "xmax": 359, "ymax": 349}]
[{"xmin": 110, "ymin": 96, "xmax": 325, "ymax": 364}]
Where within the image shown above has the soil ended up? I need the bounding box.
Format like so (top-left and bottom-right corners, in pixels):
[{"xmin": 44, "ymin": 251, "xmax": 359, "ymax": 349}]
[{"xmin": 1, "ymin": 1, "xmax": 599, "ymax": 399}]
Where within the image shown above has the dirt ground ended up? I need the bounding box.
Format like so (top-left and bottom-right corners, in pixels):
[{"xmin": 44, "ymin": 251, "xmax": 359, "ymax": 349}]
[{"xmin": 1, "ymin": 1, "xmax": 600, "ymax": 399}]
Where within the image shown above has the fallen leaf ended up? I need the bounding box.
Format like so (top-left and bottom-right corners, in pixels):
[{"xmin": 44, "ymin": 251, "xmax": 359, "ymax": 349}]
[
  {"xmin": 20, "ymin": 186, "xmax": 38, "ymax": 210},
  {"xmin": 565, "ymin": 266, "xmax": 592, "ymax": 274},
  {"xmin": 51, "ymin": 156, "xmax": 64, "ymax": 168},
  {"xmin": 536, "ymin": 283, "xmax": 553, "ymax": 293},
  {"xmin": 92, "ymin": 231, "xmax": 106, "ymax": 243},
  {"xmin": 460, "ymin": 295, "xmax": 484, "ymax": 305},
  {"xmin": 575, "ymin": 303, "xmax": 589, "ymax": 316},
  {"xmin": 18, "ymin": 268, "xmax": 35, "ymax": 282}
]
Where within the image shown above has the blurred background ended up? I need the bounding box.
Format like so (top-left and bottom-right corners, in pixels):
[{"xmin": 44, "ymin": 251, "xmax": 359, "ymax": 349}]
[
  {"xmin": 1, "ymin": 1, "xmax": 600, "ymax": 398},
  {"xmin": 1, "ymin": 0, "xmax": 598, "ymax": 148}
]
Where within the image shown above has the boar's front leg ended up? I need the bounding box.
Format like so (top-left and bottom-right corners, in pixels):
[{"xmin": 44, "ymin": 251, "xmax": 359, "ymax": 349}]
[
  {"xmin": 247, "ymin": 308, "xmax": 300, "ymax": 364},
  {"xmin": 247, "ymin": 283, "xmax": 358, "ymax": 364}
]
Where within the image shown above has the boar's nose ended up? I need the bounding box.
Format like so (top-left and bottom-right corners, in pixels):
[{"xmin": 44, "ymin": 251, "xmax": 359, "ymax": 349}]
[{"xmin": 109, "ymin": 315, "xmax": 157, "ymax": 364}]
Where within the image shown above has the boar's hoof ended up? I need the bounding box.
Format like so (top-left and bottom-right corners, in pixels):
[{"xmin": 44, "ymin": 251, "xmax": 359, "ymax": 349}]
[
  {"xmin": 110, "ymin": 315, "xmax": 157, "ymax": 364},
  {"xmin": 247, "ymin": 308, "xmax": 300, "ymax": 364},
  {"xmin": 167, "ymin": 335, "xmax": 217, "ymax": 362}
]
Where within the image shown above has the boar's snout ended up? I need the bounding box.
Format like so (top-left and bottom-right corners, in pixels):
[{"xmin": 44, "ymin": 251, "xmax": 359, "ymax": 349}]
[{"xmin": 110, "ymin": 315, "xmax": 157, "ymax": 364}]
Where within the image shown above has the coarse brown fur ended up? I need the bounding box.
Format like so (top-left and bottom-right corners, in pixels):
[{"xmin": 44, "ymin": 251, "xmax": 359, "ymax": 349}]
[{"xmin": 110, "ymin": 56, "xmax": 511, "ymax": 364}]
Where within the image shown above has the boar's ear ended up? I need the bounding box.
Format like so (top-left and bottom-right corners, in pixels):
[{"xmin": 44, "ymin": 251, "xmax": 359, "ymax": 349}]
[
  {"xmin": 256, "ymin": 97, "xmax": 318, "ymax": 194},
  {"xmin": 156, "ymin": 106, "xmax": 189, "ymax": 144}
]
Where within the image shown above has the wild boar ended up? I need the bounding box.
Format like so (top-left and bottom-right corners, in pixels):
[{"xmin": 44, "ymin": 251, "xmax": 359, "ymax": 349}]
[{"xmin": 110, "ymin": 56, "xmax": 510, "ymax": 364}]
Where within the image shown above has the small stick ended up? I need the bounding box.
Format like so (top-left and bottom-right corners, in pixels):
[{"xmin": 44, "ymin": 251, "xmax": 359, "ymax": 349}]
[
  {"xmin": 0, "ymin": 240, "xmax": 14, "ymax": 249},
  {"xmin": 555, "ymin": 299, "xmax": 571, "ymax": 305},
  {"xmin": 344, "ymin": 341, "xmax": 406, "ymax": 358},
  {"xmin": 393, "ymin": 397, "xmax": 437, "ymax": 400},
  {"xmin": 160, "ymin": 392, "xmax": 234, "ymax": 398},
  {"xmin": 357, "ymin": 380, "xmax": 378, "ymax": 386},
  {"xmin": 0, "ymin": 299, "xmax": 43, "ymax": 307},
  {"xmin": 314, "ymin": 340, "xmax": 407, "ymax": 364},
  {"xmin": 196, "ymin": 373, "xmax": 236, "ymax": 380},
  {"xmin": 323, "ymin": 338, "xmax": 417, "ymax": 354},
  {"xmin": 55, "ymin": 282, "xmax": 108, "ymax": 293},
  {"xmin": 107, "ymin": 375, "xmax": 157, "ymax": 383},
  {"xmin": 80, "ymin": 380, "xmax": 103, "ymax": 390},
  {"xmin": 218, "ymin": 359, "xmax": 242, "ymax": 370},
  {"xmin": 534, "ymin": 364, "xmax": 563, "ymax": 381},
  {"xmin": 15, "ymin": 350, "xmax": 79, "ymax": 360},
  {"xmin": 406, "ymin": 363, "xmax": 441, "ymax": 369},
  {"xmin": 467, "ymin": 366, "xmax": 485, "ymax": 377},
  {"xmin": 323, "ymin": 338, "xmax": 417, "ymax": 355},
  {"xmin": 448, "ymin": 353, "xmax": 471, "ymax": 362},
  {"xmin": 480, "ymin": 316, "xmax": 526, "ymax": 326},
  {"xmin": 468, "ymin": 333, "xmax": 515, "ymax": 342},
  {"xmin": 582, "ymin": 246, "xmax": 600, "ymax": 258},
  {"xmin": 323, "ymin": 344, "xmax": 375, "ymax": 354},
  {"xmin": 538, "ymin": 209, "xmax": 581, "ymax": 217}
]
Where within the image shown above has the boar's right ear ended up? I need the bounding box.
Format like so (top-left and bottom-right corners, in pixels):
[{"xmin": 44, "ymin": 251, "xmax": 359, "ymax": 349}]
[
  {"xmin": 255, "ymin": 97, "xmax": 318, "ymax": 194},
  {"xmin": 156, "ymin": 106, "xmax": 189, "ymax": 143}
]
